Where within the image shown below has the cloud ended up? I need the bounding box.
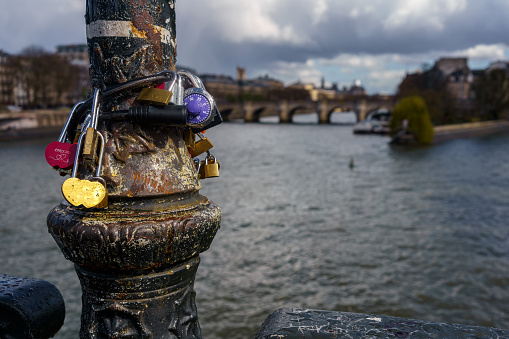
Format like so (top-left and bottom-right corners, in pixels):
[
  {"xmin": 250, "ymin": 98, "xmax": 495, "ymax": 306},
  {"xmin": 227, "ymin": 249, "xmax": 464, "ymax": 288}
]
[
  {"xmin": 268, "ymin": 60, "xmax": 323, "ymax": 85},
  {"xmin": 383, "ymin": 0, "xmax": 467, "ymax": 31},
  {"xmin": 2, "ymin": 0, "xmax": 509, "ymax": 94},
  {"xmin": 366, "ymin": 69, "xmax": 407, "ymax": 94},
  {"xmin": 452, "ymin": 44, "xmax": 508, "ymax": 61},
  {"xmin": 0, "ymin": 0, "xmax": 85, "ymax": 53}
]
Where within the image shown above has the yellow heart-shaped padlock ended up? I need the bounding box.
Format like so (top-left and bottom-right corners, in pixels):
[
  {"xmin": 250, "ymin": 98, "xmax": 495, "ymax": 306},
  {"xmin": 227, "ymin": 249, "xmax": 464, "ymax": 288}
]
[{"xmin": 61, "ymin": 177, "xmax": 108, "ymax": 208}]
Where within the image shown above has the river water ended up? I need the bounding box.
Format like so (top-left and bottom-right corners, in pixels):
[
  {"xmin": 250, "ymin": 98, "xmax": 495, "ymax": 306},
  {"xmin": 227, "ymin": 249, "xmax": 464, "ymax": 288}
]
[{"xmin": 1, "ymin": 113, "xmax": 509, "ymax": 338}]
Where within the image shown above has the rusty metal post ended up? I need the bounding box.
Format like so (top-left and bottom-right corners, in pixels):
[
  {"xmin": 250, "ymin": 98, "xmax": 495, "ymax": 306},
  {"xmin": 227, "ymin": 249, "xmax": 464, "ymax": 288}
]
[{"xmin": 47, "ymin": 1, "xmax": 221, "ymax": 338}]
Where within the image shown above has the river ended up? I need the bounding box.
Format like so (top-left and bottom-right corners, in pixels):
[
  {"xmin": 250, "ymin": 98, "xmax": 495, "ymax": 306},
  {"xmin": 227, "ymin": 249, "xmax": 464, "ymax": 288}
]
[{"xmin": 1, "ymin": 113, "xmax": 508, "ymax": 338}]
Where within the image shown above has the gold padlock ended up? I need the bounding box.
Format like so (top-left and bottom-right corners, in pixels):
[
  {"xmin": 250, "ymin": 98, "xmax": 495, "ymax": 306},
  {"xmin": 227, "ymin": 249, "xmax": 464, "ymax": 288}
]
[
  {"xmin": 184, "ymin": 128, "xmax": 196, "ymax": 155},
  {"xmin": 62, "ymin": 132, "xmax": 108, "ymax": 208},
  {"xmin": 82, "ymin": 126, "xmax": 99, "ymax": 162},
  {"xmin": 136, "ymin": 87, "xmax": 173, "ymax": 105},
  {"xmin": 198, "ymin": 160, "xmax": 206, "ymax": 179},
  {"xmin": 82, "ymin": 89, "xmax": 101, "ymax": 163},
  {"xmin": 192, "ymin": 137, "xmax": 214, "ymax": 157},
  {"xmin": 204, "ymin": 155, "xmax": 220, "ymax": 178},
  {"xmin": 88, "ymin": 176, "xmax": 108, "ymax": 208},
  {"xmin": 61, "ymin": 90, "xmax": 108, "ymax": 209}
]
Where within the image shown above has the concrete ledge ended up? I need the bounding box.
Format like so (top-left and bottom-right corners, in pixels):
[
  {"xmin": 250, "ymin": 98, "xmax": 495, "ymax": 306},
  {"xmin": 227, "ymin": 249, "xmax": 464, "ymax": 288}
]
[
  {"xmin": 255, "ymin": 307, "xmax": 509, "ymax": 338},
  {"xmin": 433, "ymin": 120, "xmax": 509, "ymax": 143}
]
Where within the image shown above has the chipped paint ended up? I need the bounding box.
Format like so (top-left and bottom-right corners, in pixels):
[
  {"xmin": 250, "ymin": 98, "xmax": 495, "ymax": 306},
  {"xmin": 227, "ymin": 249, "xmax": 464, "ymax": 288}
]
[{"xmin": 86, "ymin": 20, "xmax": 176, "ymax": 49}]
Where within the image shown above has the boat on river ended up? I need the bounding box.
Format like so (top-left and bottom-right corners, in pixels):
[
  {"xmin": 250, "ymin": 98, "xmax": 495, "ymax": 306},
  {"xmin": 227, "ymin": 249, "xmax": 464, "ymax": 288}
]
[{"xmin": 353, "ymin": 108, "xmax": 391, "ymax": 134}]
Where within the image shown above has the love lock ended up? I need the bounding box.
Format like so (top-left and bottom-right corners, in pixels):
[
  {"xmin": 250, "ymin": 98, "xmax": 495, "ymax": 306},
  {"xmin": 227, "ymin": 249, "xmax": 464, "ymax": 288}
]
[
  {"xmin": 61, "ymin": 89, "xmax": 108, "ymax": 209},
  {"xmin": 45, "ymin": 101, "xmax": 84, "ymax": 170}
]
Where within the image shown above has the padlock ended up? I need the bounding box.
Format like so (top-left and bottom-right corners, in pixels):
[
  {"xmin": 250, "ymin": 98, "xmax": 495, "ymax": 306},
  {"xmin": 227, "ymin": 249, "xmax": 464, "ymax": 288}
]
[
  {"xmin": 183, "ymin": 128, "xmax": 196, "ymax": 155},
  {"xmin": 193, "ymin": 158, "xmax": 204, "ymax": 180},
  {"xmin": 45, "ymin": 101, "xmax": 84, "ymax": 170},
  {"xmin": 61, "ymin": 123, "xmax": 108, "ymax": 209},
  {"xmin": 82, "ymin": 88, "xmax": 101, "ymax": 163},
  {"xmin": 136, "ymin": 87, "xmax": 173, "ymax": 106},
  {"xmin": 198, "ymin": 160, "xmax": 206, "ymax": 179},
  {"xmin": 191, "ymin": 133, "xmax": 214, "ymax": 157},
  {"xmin": 204, "ymin": 154, "xmax": 220, "ymax": 178}
]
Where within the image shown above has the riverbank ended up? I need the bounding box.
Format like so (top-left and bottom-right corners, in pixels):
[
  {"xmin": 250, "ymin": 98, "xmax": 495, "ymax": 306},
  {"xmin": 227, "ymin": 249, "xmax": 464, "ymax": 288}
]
[
  {"xmin": 2, "ymin": 113, "xmax": 508, "ymax": 144},
  {"xmin": 390, "ymin": 119, "xmax": 509, "ymax": 145},
  {"xmin": 0, "ymin": 126, "xmax": 60, "ymax": 141},
  {"xmin": 0, "ymin": 110, "xmax": 68, "ymax": 141},
  {"xmin": 433, "ymin": 119, "xmax": 509, "ymax": 143}
]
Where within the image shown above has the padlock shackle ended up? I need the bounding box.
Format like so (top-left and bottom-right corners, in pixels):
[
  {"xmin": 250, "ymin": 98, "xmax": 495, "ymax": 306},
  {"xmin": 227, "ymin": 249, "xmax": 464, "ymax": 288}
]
[
  {"xmin": 66, "ymin": 70, "xmax": 177, "ymax": 143},
  {"xmin": 177, "ymin": 70, "xmax": 204, "ymax": 90},
  {"xmin": 71, "ymin": 129, "xmax": 87, "ymax": 178},
  {"xmin": 90, "ymin": 88, "xmax": 101, "ymax": 130},
  {"xmin": 95, "ymin": 132, "xmax": 105, "ymax": 177},
  {"xmin": 70, "ymin": 124, "xmax": 106, "ymax": 179},
  {"xmin": 58, "ymin": 101, "xmax": 85, "ymax": 143}
]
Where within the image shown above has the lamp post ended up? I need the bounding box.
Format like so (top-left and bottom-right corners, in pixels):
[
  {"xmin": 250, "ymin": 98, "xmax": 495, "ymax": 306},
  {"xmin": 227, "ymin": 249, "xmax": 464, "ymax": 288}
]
[{"xmin": 47, "ymin": 1, "xmax": 221, "ymax": 337}]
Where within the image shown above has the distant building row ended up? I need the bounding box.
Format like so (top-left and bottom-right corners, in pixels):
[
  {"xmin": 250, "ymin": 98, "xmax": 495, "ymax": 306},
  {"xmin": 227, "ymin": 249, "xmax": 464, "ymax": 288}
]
[
  {"xmin": 0, "ymin": 44, "xmax": 90, "ymax": 109},
  {"xmin": 1, "ymin": 44, "xmax": 371, "ymax": 110},
  {"xmin": 398, "ymin": 57, "xmax": 509, "ymax": 121},
  {"xmin": 200, "ymin": 66, "xmax": 368, "ymax": 103}
]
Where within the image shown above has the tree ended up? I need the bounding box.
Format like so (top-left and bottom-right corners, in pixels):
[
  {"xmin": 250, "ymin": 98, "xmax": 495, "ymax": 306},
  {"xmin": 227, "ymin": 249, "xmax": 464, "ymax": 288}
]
[
  {"xmin": 397, "ymin": 71, "xmax": 456, "ymax": 125},
  {"xmin": 390, "ymin": 96, "xmax": 434, "ymax": 144},
  {"xmin": 11, "ymin": 46, "xmax": 82, "ymax": 108},
  {"xmin": 52, "ymin": 55, "xmax": 80, "ymax": 106},
  {"xmin": 20, "ymin": 46, "xmax": 52, "ymax": 108},
  {"xmin": 473, "ymin": 69, "xmax": 509, "ymax": 120}
]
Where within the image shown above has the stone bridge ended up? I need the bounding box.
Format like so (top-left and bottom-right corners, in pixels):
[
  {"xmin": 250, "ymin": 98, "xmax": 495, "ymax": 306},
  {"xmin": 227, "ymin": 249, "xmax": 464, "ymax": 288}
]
[
  {"xmin": 0, "ymin": 110, "xmax": 70, "ymax": 131},
  {"xmin": 217, "ymin": 96, "xmax": 395, "ymax": 123}
]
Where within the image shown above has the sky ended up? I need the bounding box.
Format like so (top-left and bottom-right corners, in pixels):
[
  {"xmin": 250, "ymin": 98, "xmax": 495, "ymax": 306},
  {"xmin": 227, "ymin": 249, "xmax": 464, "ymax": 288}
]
[{"xmin": 1, "ymin": 0, "xmax": 509, "ymax": 94}]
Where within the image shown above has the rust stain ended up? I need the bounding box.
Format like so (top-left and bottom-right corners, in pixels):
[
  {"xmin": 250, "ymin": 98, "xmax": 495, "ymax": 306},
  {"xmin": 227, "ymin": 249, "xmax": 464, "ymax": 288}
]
[
  {"xmin": 129, "ymin": 0, "xmax": 163, "ymax": 73},
  {"xmin": 129, "ymin": 22, "xmax": 147, "ymax": 39}
]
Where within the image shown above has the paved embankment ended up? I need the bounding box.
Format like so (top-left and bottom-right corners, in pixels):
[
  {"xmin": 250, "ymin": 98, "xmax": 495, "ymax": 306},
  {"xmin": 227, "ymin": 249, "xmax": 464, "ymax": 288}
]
[
  {"xmin": 0, "ymin": 110, "xmax": 68, "ymax": 141},
  {"xmin": 433, "ymin": 120, "xmax": 509, "ymax": 143}
]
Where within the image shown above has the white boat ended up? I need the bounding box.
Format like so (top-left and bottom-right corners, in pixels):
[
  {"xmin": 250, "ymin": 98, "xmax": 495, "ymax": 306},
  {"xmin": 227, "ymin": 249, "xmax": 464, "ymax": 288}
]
[{"xmin": 353, "ymin": 108, "xmax": 391, "ymax": 134}]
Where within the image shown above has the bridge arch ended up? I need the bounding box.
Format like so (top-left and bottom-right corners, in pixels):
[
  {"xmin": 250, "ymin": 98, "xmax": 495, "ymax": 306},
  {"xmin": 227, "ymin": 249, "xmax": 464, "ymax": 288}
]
[
  {"xmin": 217, "ymin": 97, "xmax": 395, "ymax": 123},
  {"xmin": 279, "ymin": 102, "xmax": 312, "ymax": 123},
  {"xmin": 277, "ymin": 101, "xmax": 317, "ymax": 123},
  {"xmin": 219, "ymin": 108, "xmax": 234, "ymax": 121},
  {"xmin": 317, "ymin": 101, "xmax": 360, "ymax": 124},
  {"xmin": 244, "ymin": 102, "xmax": 274, "ymax": 122}
]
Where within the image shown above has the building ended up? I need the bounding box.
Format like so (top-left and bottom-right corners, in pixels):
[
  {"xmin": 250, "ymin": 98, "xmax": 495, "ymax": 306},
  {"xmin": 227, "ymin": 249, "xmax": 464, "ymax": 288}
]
[
  {"xmin": 200, "ymin": 74, "xmax": 239, "ymax": 103},
  {"xmin": 0, "ymin": 50, "xmax": 14, "ymax": 106},
  {"xmin": 200, "ymin": 68, "xmax": 286, "ymax": 103},
  {"xmin": 397, "ymin": 56, "xmax": 509, "ymax": 122},
  {"xmin": 56, "ymin": 44, "xmax": 89, "ymax": 67},
  {"xmin": 56, "ymin": 44, "xmax": 91, "ymax": 103}
]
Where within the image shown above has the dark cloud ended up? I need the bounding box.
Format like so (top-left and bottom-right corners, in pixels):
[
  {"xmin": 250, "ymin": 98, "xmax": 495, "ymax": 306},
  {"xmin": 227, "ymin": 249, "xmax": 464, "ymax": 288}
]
[
  {"xmin": 177, "ymin": 0, "xmax": 509, "ymax": 66},
  {"xmin": 2, "ymin": 0, "xmax": 508, "ymax": 92}
]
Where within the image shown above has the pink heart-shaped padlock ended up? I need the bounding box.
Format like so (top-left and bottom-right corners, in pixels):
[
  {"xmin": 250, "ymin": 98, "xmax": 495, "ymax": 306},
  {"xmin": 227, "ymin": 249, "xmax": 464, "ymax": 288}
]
[{"xmin": 45, "ymin": 141, "xmax": 77, "ymax": 170}]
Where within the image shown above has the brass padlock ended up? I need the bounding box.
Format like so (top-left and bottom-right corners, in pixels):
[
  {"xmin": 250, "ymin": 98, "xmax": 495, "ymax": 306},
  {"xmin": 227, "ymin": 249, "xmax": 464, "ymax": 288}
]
[
  {"xmin": 61, "ymin": 129, "xmax": 108, "ymax": 209},
  {"xmin": 204, "ymin": 155, "xmax": 220, "ymax": 178},
  {"xmin": 82, "ymin": 89, "xmax": 101, "ymax": 163},
  {"xmin": 192, "ymin": 136, "xmax": 213, "ymax": 157},
  {"xmin": 82, "ymin": 126, "xmax": 99, "ymax": 162},
  {"xmin": 73, "ymin": 114, "xmax": 91, "ymax": 144},
  {"xmin": 184, "ymin": 128, "xmax": 196, "ymax": 155},
  {"xmin": 61, "ymin": 90, "xmax": 108, "ymax": 209},
  {"xmin": 136, "ymin": 87, "xmax": 173, "ymax": 105}
]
